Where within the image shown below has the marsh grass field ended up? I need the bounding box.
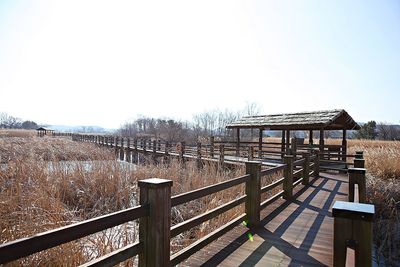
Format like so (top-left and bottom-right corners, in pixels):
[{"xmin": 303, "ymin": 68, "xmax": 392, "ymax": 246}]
[
  {"xmin": 0, "ymin": 135, "xmax": 256, "ymax": 266},
  {"xmin": 0, "ymin": 134, "xmax": 399, "ymax": 265}
]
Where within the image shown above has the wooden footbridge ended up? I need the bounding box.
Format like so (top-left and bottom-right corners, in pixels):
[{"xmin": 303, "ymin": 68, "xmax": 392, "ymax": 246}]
[{"xmin": 0, "ymin": 110, "xmax": 375, "ymax": 266}]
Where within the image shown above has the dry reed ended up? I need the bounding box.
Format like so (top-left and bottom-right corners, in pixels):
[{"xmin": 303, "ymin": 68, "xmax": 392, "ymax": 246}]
[{"xmin": 0, "ymin": 137, "xmax": 252, "ymax": 265}]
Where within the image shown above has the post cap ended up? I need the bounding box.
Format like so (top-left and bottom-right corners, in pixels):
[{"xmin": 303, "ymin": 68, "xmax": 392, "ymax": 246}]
[
  {"xmin": 138, "ymin": 178, "xmax": 173, "ymax": 188},
  {"xmin": 332, "ymin": 201, "xmax": 374, "ymax": 221}
]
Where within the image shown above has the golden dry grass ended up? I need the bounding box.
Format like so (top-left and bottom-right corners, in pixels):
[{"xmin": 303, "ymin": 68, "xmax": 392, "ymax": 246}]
[
  {"xmin": 0, "ymin": 129, "xmax": 36, "ymax": 138},
  {"xmin": 0, "ymin": 136, "xmax": 114, "ymax": 162},
  {"xmin": 0, "ymin": 137, "xmax": 257, "ymax": 265}
]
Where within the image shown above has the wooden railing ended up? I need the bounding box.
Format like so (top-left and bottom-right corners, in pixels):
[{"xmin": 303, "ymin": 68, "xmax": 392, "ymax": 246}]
[
  {"xmin": 0, "ymin": 205, "xmax": 148, "ymax": 265},
  {"xmin": 332, "ymin": 153, "xmax": 375, "ymax": 267},
  {"xmin": 0, "ymin": 136, "xmax": 318, "ymax": 266},
  {"xmin": 52, "ymin": 133, "xmax": 359, "ymax": 173}
]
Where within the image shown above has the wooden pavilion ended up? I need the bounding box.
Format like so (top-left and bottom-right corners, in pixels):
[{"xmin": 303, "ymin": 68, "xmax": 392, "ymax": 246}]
[
  {"xmin": 36, "ymin": 127, "xmax": 54, "ymax": 137},
  {"xmin": 225, "ymin": 109, "xmax": 360, "ymax": 161}
]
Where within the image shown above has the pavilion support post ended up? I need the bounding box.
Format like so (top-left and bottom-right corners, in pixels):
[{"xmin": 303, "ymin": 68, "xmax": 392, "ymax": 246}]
[
  {"xmin": 290, "ymin": 137, "xmax": 297, "ymax": 158},
  {"xmin": 258, "ymin": 128, "xmax": 263, "ymax": 159},
  {"xmin": 342, "ymin": 129, "xmax": 347, "ymax": 162},
  {"xmin": 319, "ymin": 129, "xmax": 324, "ymax": 158},
  {"xmin": 313, "ymin": 149, "xmax": 320, "ymax": 177},
  {"xmin": 281, "ymin": 130, "xmax": 285, "ymax": 159},
  {"xmin": 309, "ymin": 130, "xmax": 313, "ymax": 146},
  {"xmin": 302, "ymin": 152, "xmax": 310, "ymax": 185},
  {"xmin": 236, "ymin": 128, "xmax": 240, "ymax": 157},
  {"xmin": 248, "ymin": 146, "xmax": 254, "ymax": 160},
  {"xmin": 285, "ymin": 130, "xmax": 290, "ymax": 155}
]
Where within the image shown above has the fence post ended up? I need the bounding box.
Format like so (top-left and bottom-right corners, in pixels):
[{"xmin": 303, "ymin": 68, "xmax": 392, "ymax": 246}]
[
  {"xmin": 152, "ymin": 140, "xmax": 157, "ymax": 164},
  {"xmin": 126, "ymin": 138, "xmax": 131, "ymax": 163},
  {"xmin": 180, "ymin": 142, "xmax": 186, "ymax": 165},
  {"xmin": 157, "ymin": 140, "xmax": 161, "ymax": 151},
  {"xmin": 245, "ymin": 162, "xmax": 261, "ymax": 228},
  {"xmin": 219, "ymin": 144, "xmax": 225, "ymax": 170},
  {"xmin": 210, "ymin": 136, "xmax": 215, "ymax": 158},
  {"xmin": 248, "ymin": 146, "xmax": 254, "ymax": 161},
  {"xmin": 114, "ymin": 137, "xmax": 119, "ymax": 158},
  {"xmin": 348, "ymin": 168, "xmax": 367, "ymax": 203},
  {"xmin": 302, "ymin": 152, "xmax": 310, "ymax": 185},
  {"xmin": 332, "ymin": 201, "xmax": 374, "ymax": 267},
  {"xmin": 355, "ymin": 151, "xmax": 364, "ymax": 159},
  {"xmin": 283, "ymin": 155, "xmax": 294, "ymax": 199},
  {"xmin": 313, "ymin": 149, "xmax": 320, "ymax": 177},
  {"xmin": 133, "ymin": 139, "xmax": 138, "ymax": 164},
  {"xmin": 354, "ymin": 158, "xmax": 365, "ymax": 168},
  {"xmin": 120, "ymin": 138, "xmax": 125, "ymax": 161},
  {"xmin": 196, "ymin": 142, "xmax": 202, "ymax": 170},
  {"xmin": 164, "ymin": 141, "xmax": 170, "ymax": 165},
  {"xmin": 138, "ymin": 178, "xmax": 172, "ymax": 267}
]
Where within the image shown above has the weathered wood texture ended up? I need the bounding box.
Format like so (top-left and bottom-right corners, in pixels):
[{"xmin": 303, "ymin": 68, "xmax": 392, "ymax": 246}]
[
  {"xmin": 179, "ymin": 172, "xmax": 351, "ymax": 267},
  {"xmin": 139, "ymin": 178, "xmax": 172, "ymax": 267}
]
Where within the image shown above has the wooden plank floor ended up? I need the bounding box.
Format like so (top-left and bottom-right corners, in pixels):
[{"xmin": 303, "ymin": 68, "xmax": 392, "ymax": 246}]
[{"xmin": 180, "ymin": 172, "xmax": 349, "ymax": 267}]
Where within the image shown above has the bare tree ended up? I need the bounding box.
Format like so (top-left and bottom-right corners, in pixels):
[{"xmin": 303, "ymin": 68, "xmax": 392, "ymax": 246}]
[
  {"xmin": 0, "ymin": 112, "xmax": 22, "ymax": 128},
  {"xmin": 377, "ymin": 122, "xmax": 400, "ymax": 140},
  {"xmin": 243, "ymin": 102, "xmax": 262, "ymax": 116}
]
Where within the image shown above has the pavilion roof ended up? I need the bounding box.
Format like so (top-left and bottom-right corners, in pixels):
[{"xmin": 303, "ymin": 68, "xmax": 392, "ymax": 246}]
[{"xmin": 226, "ymin": 109, "xmax": 360, "ymax": 130}]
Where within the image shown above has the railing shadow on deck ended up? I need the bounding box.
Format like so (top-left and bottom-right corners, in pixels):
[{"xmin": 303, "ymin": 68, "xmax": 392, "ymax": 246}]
[{"xmin": 199, "ymin": 174, "xmax": 347, "ymax": 267}]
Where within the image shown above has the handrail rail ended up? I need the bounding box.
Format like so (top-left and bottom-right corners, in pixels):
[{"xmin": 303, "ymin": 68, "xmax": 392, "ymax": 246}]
[
  {"xmin": 80, "ymin": 242, "xmax": 143, "ymax": 267},
  {"xmin": 171, "ymin": 195, "xmax": 247, "ymax": 238},
  {"xmin": 171, "ymin": 174, "xmax": 250, "ymax": 207},
  {"xmin": 261, "ymin": 177, "xmax": 284, "ymax": 194},
  {"xmin": 170, "ymin": 214, "xmax": 246, "ymax": 266},
  {"xmin": 293, "ymin": 158, "xmax": 306, "ymax": 166},
  {"xmin": 0, "ymin": 205, "xmax": 149, "ymax": 264},
  {"xmin": 260, "ymin": 164, "xmax": 286, "ymax": 176}
]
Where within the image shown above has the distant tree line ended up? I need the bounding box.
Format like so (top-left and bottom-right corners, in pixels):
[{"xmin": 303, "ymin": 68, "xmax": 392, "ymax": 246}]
[
  {"xmin": 118, "ymin": 109, "xmax": 400, "ymax": 143},
  {"xmin": 0, "ymin": 112, "xmax": 39, "ymax": 129},
  {"xmin": 354, "ymin": 120, "xmax": 400, "ymax": 140},
  {"xmin": 118, "ymin": 103, "xmax": 262, "ymax": 143}
]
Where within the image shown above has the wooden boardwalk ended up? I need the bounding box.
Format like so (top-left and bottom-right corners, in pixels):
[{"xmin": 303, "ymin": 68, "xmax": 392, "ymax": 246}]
[{"xmin": 182, "ymin": 172, "xmax": 349, "ymax": 266}]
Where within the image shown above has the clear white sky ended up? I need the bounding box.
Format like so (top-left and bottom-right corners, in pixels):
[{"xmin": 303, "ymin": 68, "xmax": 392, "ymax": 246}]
[{"xmin": 0, "ymin": 0, "xmax": 399, "ymax": 129}]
